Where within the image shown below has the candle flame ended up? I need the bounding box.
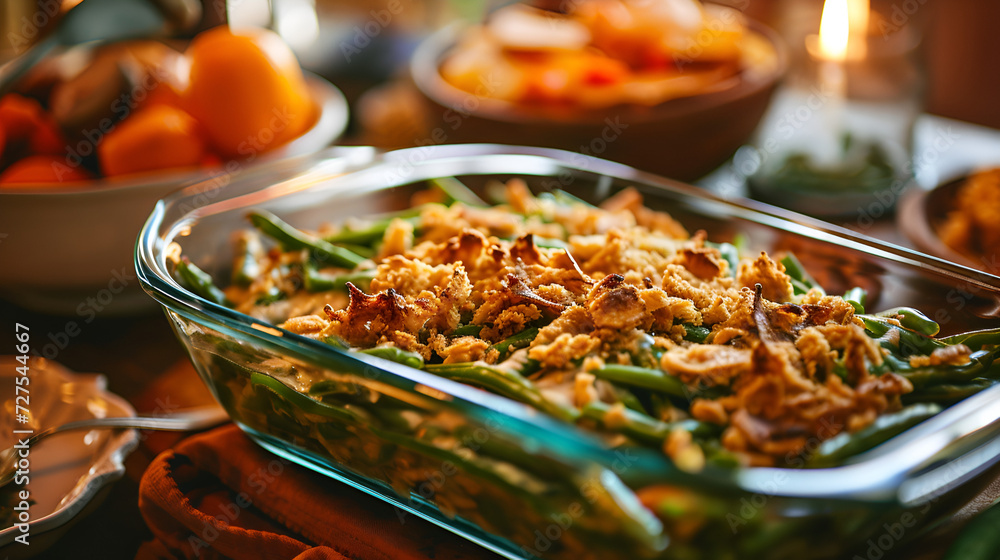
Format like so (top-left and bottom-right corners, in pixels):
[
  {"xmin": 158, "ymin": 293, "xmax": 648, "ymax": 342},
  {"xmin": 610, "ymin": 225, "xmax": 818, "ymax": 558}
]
[
  {"xmin": 848, "ymin": 0, "xmax": 870, "ymax": 37},
  {"xmin": 847, "ymin": 0, "xmax": 870, "ymax": 58},
  {"xmin": 819, "ymin": 0, "xmax": 850, "ymax": 61}
]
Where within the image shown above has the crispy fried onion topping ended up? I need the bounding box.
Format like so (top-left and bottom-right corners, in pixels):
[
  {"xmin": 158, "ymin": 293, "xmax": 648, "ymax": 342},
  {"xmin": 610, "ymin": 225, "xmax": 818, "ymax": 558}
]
[{"xmin": 271, "ymin": 193, "xmax": 921, "ymax": 466}]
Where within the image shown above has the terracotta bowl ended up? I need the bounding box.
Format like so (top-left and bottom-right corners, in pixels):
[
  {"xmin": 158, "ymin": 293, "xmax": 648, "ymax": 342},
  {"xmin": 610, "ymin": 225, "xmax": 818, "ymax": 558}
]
[
  {"xmin": 898, "ymin": 176, "xmax": 1000, "ymax": 275},
  {"xmin": 410, "ymin": 19, "xmax": 787, "ymax": 182}
]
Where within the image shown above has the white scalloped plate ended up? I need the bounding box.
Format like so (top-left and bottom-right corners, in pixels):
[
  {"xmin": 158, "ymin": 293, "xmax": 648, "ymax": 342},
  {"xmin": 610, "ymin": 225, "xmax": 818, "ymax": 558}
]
[{"xmin": 0, "ymin": 357, "xmax": 138, "ymax": 557}]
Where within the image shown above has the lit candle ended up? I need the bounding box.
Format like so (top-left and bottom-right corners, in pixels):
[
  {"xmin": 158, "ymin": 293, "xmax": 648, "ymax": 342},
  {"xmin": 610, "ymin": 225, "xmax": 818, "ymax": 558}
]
[
  {"xmin": 847, "ymin": 0, "xmax": 870, "ymax": 58},
  {"xmin": 815, "ymin": 0, "xmax": 850, "ymax": 164},
  {"xmin": 819, "ymin": 0, "xmax": 850, "ymax": 63},
  {"xmin": 744, "ymin": 0, "xmax": 918, "ymax": 217}
]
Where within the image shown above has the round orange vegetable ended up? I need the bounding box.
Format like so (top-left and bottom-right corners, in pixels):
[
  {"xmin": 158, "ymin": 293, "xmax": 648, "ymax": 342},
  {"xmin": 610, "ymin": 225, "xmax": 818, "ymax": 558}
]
[
  {"xmin": 0, "ymin": 125, "xmax": 6, "ymax": 158},
  {"xmin": 185, "ymin": 26, "xmax": 313, "ymax": 158},
  {"xmin": 28, "ymin": 118, "xmax": 66, "ymax": 155},
  {"xmin": 0, "ymin": 154, "xmax": 93, "ymax": 188},
  {"xmin": 0, "ymin": 93, "xmax": 47, "ymax": 145},
  {"xmin": 98, "ymin": 105, "xmax": 207, "ymax": 176}
]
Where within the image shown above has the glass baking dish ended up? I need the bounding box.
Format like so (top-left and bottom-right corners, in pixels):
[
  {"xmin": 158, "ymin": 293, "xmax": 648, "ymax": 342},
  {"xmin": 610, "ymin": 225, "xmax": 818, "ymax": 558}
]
[{"xmin": 136, "ymin": 144, "xmax": 1000, "ymax": 560}]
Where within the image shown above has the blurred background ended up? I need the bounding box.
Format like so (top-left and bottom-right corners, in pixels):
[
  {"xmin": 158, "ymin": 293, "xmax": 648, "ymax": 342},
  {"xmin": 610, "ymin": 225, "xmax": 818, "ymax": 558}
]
[{"xmin": 3, "ymin": 0, "xmax": 993, "ymax": 135}]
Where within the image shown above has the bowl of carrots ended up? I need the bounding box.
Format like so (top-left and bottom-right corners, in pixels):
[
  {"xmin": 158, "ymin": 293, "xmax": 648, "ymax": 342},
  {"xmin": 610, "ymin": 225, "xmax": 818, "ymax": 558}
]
[{"xmin": 0, "ymin": 25, "xmax": 348, "ymax": 314}]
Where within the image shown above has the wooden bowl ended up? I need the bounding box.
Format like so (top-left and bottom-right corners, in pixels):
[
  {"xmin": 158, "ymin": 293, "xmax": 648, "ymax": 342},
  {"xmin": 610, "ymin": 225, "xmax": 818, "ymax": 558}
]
[
  {"xmin": 897, "ymin": 175, "xmax": 995, "ymax": 273},
  {"xmin": 410, "ymin": 20, "xmax": 787, "ymax": 182}
]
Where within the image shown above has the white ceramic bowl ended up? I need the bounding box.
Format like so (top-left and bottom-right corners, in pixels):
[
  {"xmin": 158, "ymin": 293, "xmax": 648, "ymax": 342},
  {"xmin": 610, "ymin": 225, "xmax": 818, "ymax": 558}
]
[
  {"xmin": 0, "ymin": 357, "xmax": 138, "ymax": 558},
  {"xmin": 0, "ymin": 75, "xmax": 349, "ymax": 314}
]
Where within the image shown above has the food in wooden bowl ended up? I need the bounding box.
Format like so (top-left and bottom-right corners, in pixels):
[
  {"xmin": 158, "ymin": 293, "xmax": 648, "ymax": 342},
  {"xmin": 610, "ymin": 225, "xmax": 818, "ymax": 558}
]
[
  {"xmin": 411, "ymin": 0, "xmax": 785, "ymax": 181},
  {"xmin": 937, "ymin": 169, "xmax": 1000, "ymax": 269},
  {"xmin": 898, "ymin": 168, "xmax": 1000, "ymax": 275}
]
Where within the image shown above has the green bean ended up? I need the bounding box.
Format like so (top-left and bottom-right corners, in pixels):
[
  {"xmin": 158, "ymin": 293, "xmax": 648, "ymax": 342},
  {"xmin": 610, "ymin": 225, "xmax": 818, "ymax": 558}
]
[
  {"xmin": 363, "ymin": 403, "xmax": 421, "ymax": 432},
  {"xmin": 531, "ymin": 236, "xmax": 568, "ymax": 249},
  {"xmin": 322, "ymin": 217, "xmax": 420, "ymax": 245},
  {"xmin": 551, "ymin": 189, "xmax": 596, "ymax": 208},
  {"xmin": 231, "ymin": 231, "xmax": 264, "ymax": 287},
  {"xmin": 321, "ymin": 335, "xmax": 349, "ymax": 349},
  {"xmin": 873, "ymin": 307, "xmax": 940, "ymax": 336},
  {"xmin": 249, "ymin": 371, "xmax": 370, "ymax": 424},
  {"xmin": 323, "ymin": 220, "xmax": 391, "ymax": 245},
  {"xmin": 429, "ymin": 177, "xmax": 488, "ymax": 207},
  {"xmin": 888, "ymin": 349, "xmax": 999, "ymax": 389},
  {"xmin": 611, "ymin": 385, "xmax": 647, "ymax": 414},
  {"xmin": 843, "ymin": 287, "xmax": 867, "ymax": 314},
  {"xmin": 903, "ymin": 378, "xmax": 997, "ymax": 405},
  {"xmin": 302, "ymin": 260, "xmax": 375, "ymax": 292},
  {"xmin": 451, "ymin": 324, "xmax": 484, "ymax": 337},
  {"xmin": 581, "ymin": 401, "xmax": 669, "ymax": 446},
  {"xmin": 248, "ymin": 209, "xmax": 366, "ymax": 269},
  {"xmin": 682, "ymin": 324, "xmax": 711, "ymax": 343},
  {"xmin": 731, "ymin": 232, "xmax": 749, "ymax": 254},
  {"xmin": 453, "ymin": 425, "xmax": 571, "ymax": 482},
  {"xmin": 706, "ymin": 241, "xmax": 739, "ymax": 278},
  {"xmin": 491, "ymin": 327, "xmax": 539, "ymax": 360},
  {"xmin": 701, "ymin": 440, "xmax": 741, "ymax": 468},
  {"xmin": 367, "ymin": 425, "xmax": 556, "ymax": 514},
  {"xmin": 939, "ymin": 328, "xmax": 1000, "ymax": 351},
  {"xmin": 590, "ymin": 365, "xmax": 689, "ymax": 399},
  {"xmin": 175, "ymin": 258, "xmax": 231, "ymax": 306},
  {"xmin": 484, "ymin": 180, "xmax": 510, "ymax": 205},
  {"xmin": 780, "ymin": 253, "xmax": 821, "ymax": 295},
  {"xmin": 307, "ymin": 379, "xmax": 361, "ymax": 397},
  {"xmin": 331, "ymin": 242, "xmax": 375, "ymax": 259},
  {"xmin": 807, "ymin": 403, "xmax": 942, "ymax": 467},
  {"xmin": 581, "ymin": 401, "xmax": 717, "ymax": 446},
  {"xmin": 862, "ymin": 316, "xmax": 944, "ymax": 357},
  {"xmin": 628, "ymin": 333, "xmax": 662, "ymax": 369},
  {"xmin": 944, "ymin": 496, "xmax": 1000, "ymax": 560},
  {"xmin": 358, "ymin": 346, "xmax": 424, "ymax": 369},
  {"xmin": 254, "ymin": 285, "xmax": 285, "ymax": 306},
  {"xmin": 425, "ymin": 363, "xmax": 577, "ymax": 422}
]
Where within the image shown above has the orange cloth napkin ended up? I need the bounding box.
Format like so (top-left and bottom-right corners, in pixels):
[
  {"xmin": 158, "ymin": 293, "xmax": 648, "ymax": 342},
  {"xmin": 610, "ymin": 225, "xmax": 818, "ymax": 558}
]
[{"xmin": 137, "ymin": 424, "xmax": 497, "ymax": 560}]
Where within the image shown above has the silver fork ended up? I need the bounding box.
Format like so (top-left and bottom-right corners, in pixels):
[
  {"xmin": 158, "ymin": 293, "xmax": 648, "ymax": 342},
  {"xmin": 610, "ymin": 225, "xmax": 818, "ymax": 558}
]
[{"xmin": 0, "ymin": 406, "xmax": 230, "ymax": 487}]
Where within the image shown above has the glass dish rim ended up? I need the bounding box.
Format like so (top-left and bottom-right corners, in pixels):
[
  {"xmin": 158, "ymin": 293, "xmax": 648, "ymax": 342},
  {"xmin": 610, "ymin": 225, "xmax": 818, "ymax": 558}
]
[{"xmin": 135, "ymin": 142, "xmax": 1000, "ymax": 507}]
